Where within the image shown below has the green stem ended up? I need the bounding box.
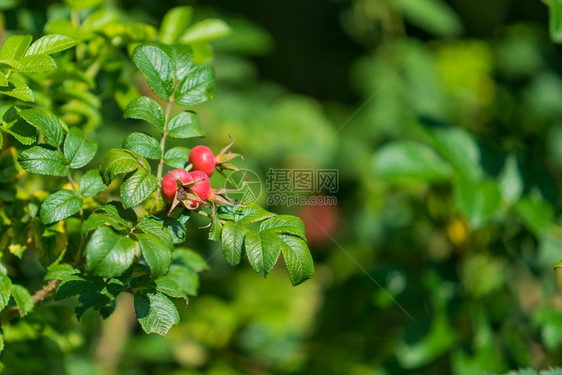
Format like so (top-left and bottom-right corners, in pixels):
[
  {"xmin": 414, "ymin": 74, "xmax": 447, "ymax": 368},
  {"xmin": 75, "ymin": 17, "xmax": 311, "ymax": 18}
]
[
  {"xmin": 86, "ymin": 46, "xmax": 108, "ymax": 79},
  {"xmin": 151, "ymin": 95, "xmax": 174, "ymax": 212},
  {"xmin": 67, "ymin": 173, "xmax": 84, "ymax": 222},
  {"xmin": 71, "ymin": 10, "xmax": 84, "ymax": 61}
]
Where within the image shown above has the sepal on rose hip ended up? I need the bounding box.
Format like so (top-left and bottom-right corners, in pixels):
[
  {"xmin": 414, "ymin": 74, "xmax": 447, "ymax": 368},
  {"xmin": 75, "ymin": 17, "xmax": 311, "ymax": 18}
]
[
  {"xmin": 215, "ymin": 135, "xmax": 243, "ymax": 174},
  {"xmin": 165, "ymin": 170, "xmax": 212, "ymax": 213}
]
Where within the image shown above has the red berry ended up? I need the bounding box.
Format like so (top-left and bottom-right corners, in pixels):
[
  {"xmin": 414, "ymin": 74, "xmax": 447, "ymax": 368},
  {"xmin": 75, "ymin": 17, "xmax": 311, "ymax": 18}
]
[
  {"xmin": 188, "ymin": 171, "xmax": 211, "ymax": 209},
  {"xmin": 162, "ymin": 169, "xmax": 192, "ymax": 202},
  {"xmin": 189, "ymin": 145, "xmax": 216, "ymax": 177}
]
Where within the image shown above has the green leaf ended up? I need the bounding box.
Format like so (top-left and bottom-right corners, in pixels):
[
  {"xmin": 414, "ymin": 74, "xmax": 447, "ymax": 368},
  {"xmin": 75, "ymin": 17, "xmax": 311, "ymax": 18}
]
[
  {"xmin": 392, "ymin": 0, "xmax": 462, "ymax": 37},
  {"xmin": 19, "ymin": 54, "xmax": 56, "ymax": 73},
  {"xmin": 0, "ymin": 72, "xmax": 8, "ymax": 87},
  {"xmin": 259, "ymin": 215, "xmax": 306, "ymax": 240},
  {"xmin": 163, "ymin": 215, "xmax": 189, "ymax": 244},
  {"xmin": 162, "ymin": 44, "xmax": 194, "ymax": 81},
  {"xmin": 373, "ymin": 141, "xmax": 451, "ymax": 181},
  {"xmin": 25, "ymin": 34, "xmax": 78, "ymax": 55},
  {"xmin": 2, "ymin": 106, "xmax": 36, "ymax": 143},
  {"xmin": 10, "ymin": 284, "xmax": 33, "ymax": 316},
  {"xmin": 44, "ymin": 263, "xmax": 79, "ymax": 281},
  {"xmin": 175, "ymin": 65, "xmax": 216, "ymax": 106},
  {"xmin": 221, "ymin": 221, "xmax": 248, "ymax": 266},
  {"xmin": 164, "ymin": 146, "xmax": 190, "ymax": 169},
  {"xmin": 174, "ymin": 248, "xmax": 208, "ymax": 272},
  {"xmin": 36, "ymin": 226, "xmax": 67, "ymax": 267},
  {"xmin": 0, "ymin": 79, "xmax": 33, "ymax": 102},
  {"xmin": 81, "ymin": 203, "xmax": 136, "ymax": 234},
  {"xmin": 64, "ymin": 127, "xmax": 97, "ymax": 168},
  {"xmin": 86, "ymin": 226, "xmax": 135, "ymax": 278},
  {"xmin": 0, "ymin": 274, "xmax": 12, "ymax": 311},
  {"xmin": 123, "ymin": 96, "xmax": 164, "ymax": 132},
  {"xmin": 507, "ymin": 369, "xmax": 538, "ymax": 375},
  {"xmin": 454, "ymin": 178, "xmax": 501, "ymax": 229},
  {"xmin": 100, "ymin": 202, "xmax": 137, "ymax": 228},
  {"xmin": 75, "ymin": 277, "xmax": 123, "ymax": 319},
  {"xmin": 533, "ymin": 307, "xmax": 562, "ymax": 350},
  {"xmin": 0, "ymin": 35, "xmax": 32, "ymax": 61},
  {"xmin": 159, "ymin": 6, "xmax": 193, "ymax": 44},
  {"xmin": 44, "ymin": 19, "xmax": 79, "ymax": 39},
  {"xmin": 186, "ymin": 42, "xmax": 212, "ymax": 63},
  {"xmin": 208, "ymin": 213, "xmax": 222, "ymax": 241},
  {"xmin": 55, "ymin": 274, "xmax": 88, "ymax": 300},
  {"xmin": 139, "ymin": 213, "xmax": 188, "ymax": 245},
  {"xmin": 395, "ymin": 314, "xmax": 457, "ymax": 369},
  {"xmin": 82, "ymin": 213, "xmax": 120, "ymax": 234},
  {"xmin": 498, "ymin": 154, "xmax": 523, "ymax": 205},
  {"xmin": 65, "ymin": 0, "xmax": 105, "ymax": 11},
  {"xmin": 81, "ymin": 8, "xmax": 120, "ymax": 34},
  {"xmin": 132, "ymin": 44, "xmax": 174, "ymax": 101},
  {"xmin": 429, "ymin": 126, "xmax": 481, "ymax": 183},
  {"xmin": 120, "ymin": 168, "xmax": 158, "ymax": 208},
  {"xmin": 180, "ymin": 19, "xmax": 231, "ymax": 43},
  {"xmin": 123, "ymin": 132, "xmax": 161, "ymax": 160},
  {"xmin": 551, "ymin": 0, "xmax": 562, "ymax": 43},
  {"xmin": 19, "ymin": 108, "xmax": 65, "ymax": 147},
  {"xmin": 18, "ymin": 146, "xmax": 68, "ymax": 176},
  {"xmin": 244, "ymin": 229, "xmax": 282, "ymax": 277},
  {"xmin": 167, "ymin": 110, "xmax": 204, "ymax": 139},
  {"xmin": 516, "ymin": 197, "xmax": 553, "ymax": 237},
  {"xmin": 134, "ymin": 291, "xmax": 179, "ymax": 336},
  {"xmin": 54, "ymin": 273, "xmax": 121, "ymax": 319},
  {"xmin": 137, "ymin": 233, "xmax": 172, "ymax": 277},
  {"xmin": 0, "ymin": 58, "xmax": 22, "ymax": 69},
  {"xmin": 156, "ymin": 264, "xmax": 198, "ymax": 300},
  {"xmin": 279, "ymin": 234, "xmax": 314, "ymax": 285},
  {"xmin": 137, "ymin": 216, "xmax": 174, "ymax": 248},
  {"xmin": 79, "ymin": 169, "xmax": 106, "ymax": 197},
  {"xmin": 40, "ymin": 189, "xmax": 82, "ymax": 224},
  {"xmin": 219, "ymin": 203, "xmax": 274, "ymax": 225},
  {"xmin": 100, "ymin": 148, "xmax": 141, "ymax": 182}
]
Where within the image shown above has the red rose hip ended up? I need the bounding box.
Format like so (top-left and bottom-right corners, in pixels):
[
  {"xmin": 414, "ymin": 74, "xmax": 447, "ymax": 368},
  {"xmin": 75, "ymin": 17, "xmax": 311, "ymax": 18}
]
[
  {"xmin": 162, "ymin": 169, "xmax": 192, "ymax": 202},
  {"xmin": 189, "ymin": 145, "xmax": 216, "ymax": 177},
  {"xmin": 187, "ymin": 171, "xmax": 211, "ymax": 209}
]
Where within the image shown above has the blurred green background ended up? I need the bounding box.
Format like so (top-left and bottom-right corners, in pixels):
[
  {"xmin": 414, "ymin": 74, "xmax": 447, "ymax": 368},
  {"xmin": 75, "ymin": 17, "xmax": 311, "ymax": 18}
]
[{"xmin": 5, "ymin": 0, "xmax": 562, "ymax": 374}]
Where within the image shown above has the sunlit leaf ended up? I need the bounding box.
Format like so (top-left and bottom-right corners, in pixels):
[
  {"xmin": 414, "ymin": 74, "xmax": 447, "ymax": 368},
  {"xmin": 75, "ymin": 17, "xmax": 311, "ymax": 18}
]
[
  {"xmin": 86, "ymin": 226, "xmax": 135, "ymax": 277},
  {"xmin": 159, "ymin": 6, "xmax": 193, "ymax": 44},
  {"xmin": 40, "ymin": 189, "xmax": 82, "ymax": 224},
  {"xmin": 134, "ymin": 291, "xmax": 179, "ymax": 336}
]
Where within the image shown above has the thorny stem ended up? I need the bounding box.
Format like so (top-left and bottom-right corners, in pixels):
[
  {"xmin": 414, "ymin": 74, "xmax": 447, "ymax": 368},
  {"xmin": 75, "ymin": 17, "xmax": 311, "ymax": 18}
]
[
  {"xmin": 31, "ymin": 279, "xmax": 60, "ymax": 304},
  {"xmin": 6, "ymin": 279, "xmax": 61, "ymax": 323},
  {"xmin": 151, "ymin": 94, "xmax": 174, "ymax": 212}
]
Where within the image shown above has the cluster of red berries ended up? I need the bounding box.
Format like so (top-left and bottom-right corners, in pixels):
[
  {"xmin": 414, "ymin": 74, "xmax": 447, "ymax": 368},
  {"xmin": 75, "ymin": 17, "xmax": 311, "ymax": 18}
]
[{"xmin": 161, "ymin": 141, "xmax": 241, "ymax": 211}]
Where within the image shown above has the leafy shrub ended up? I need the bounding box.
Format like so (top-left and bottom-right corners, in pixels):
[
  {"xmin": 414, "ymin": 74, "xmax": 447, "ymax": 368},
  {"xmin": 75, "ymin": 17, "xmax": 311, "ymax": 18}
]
[{"xmin": 0, "ymin": 1, "xmax": 313, "ymax": 352}]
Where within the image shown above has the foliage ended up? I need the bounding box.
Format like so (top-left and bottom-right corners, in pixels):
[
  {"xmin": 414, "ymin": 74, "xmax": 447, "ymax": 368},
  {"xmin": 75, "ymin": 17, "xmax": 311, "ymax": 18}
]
[
  {"xmin": 0, "ymin": 1, "xmax": 313, "ymax": 370},
  {"xmin": 0, "ymin": 0, "xmax": 561, "ymax": 374}
]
